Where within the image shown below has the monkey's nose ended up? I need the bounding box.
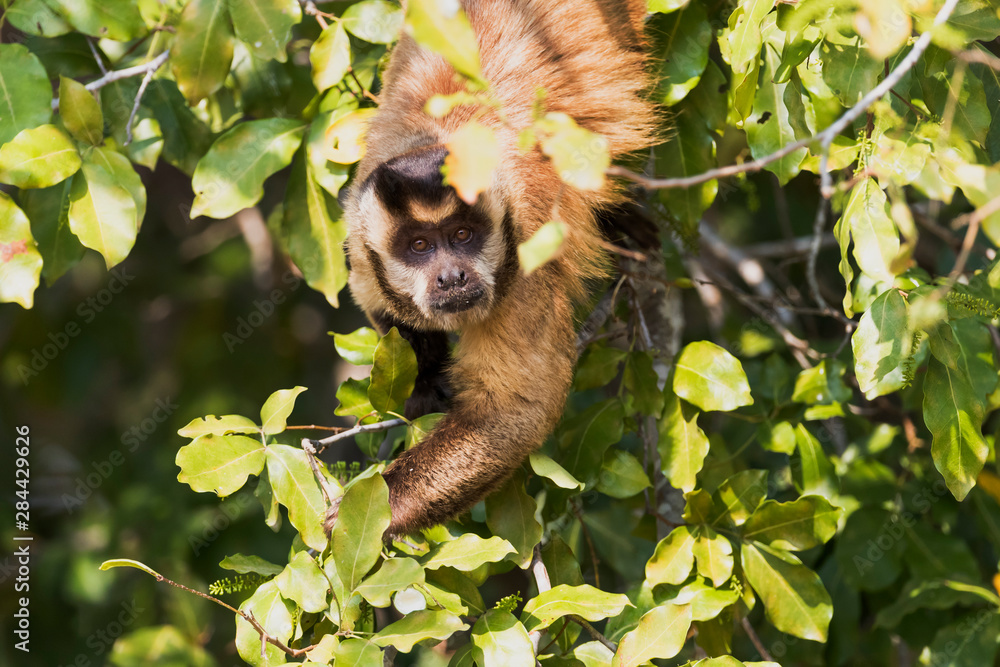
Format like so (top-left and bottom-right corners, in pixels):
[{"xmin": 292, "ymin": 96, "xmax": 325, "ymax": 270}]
[{"xmin": 437, "ymin": 269, "xmax": 467, "ymax": 290}]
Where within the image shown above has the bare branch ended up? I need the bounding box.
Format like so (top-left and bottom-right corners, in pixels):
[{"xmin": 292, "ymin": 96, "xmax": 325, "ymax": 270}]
[
  {"xmin": 568, "ymin": 615, "xmax": 617, "ymax": 653},
  {"xmin": 741, "ymin": 617, "xmax": 774, "ymax": 662},
  {"xmin": 52, "ymin": 50, "xmax": 170, "ymax": 112},
  {"xmin": 308, "ymin": 418, "xmax": 407, "ymax": 451},
  {"xmin": 740, "ymin": 234, "xmax": 837, "ymax": 259},
  {"xmin": 153, "ymin": 572, "xmax": 315, "ymax": 658}
]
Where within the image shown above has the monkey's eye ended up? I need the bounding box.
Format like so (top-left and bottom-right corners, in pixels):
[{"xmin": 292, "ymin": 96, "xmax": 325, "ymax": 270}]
[
  {"xmin": 410, "ymin": 238, "xmax": 431, "ymax": 253},
  {"xmin": 453, "ymin": 228, "xmax": 472, "ymax": 244}
]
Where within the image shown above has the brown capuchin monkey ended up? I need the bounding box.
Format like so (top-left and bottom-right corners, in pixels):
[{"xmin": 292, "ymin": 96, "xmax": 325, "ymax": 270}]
[{"xmin": 328, "ymin": 0, "xmax": 655, "ymax": 537}]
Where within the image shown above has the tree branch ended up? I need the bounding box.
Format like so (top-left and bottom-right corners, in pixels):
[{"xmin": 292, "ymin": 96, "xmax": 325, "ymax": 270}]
[
  {"xmin": 741, "ymin": 617, "xmax": 774, "ymax": 662},
  {"xmin": 52, "ymin": 50, "xmax": 170, "ymax": 112},
  {"xmin": 307, "ymin": 418, "xmax": 406, "ymax": 452},
  {"xmin": 568, "ymin": 615, "xmax": 617, "ymax": 653},
  {"xmin": 154, "ymin": 571, "xmax": 314, "ymax": 659}
]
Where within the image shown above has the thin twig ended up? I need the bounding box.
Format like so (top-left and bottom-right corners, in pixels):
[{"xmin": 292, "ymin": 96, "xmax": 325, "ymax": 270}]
[
  {"xmin": 740, "ymin": 234, "xmax": 837, "ymax": 259},
  {"xmin": 154, "ymin": 572, "xmax": 314, "ymax": 658},
  {"xmin": 308, "ymin": 418, "xmax": 406, "ymax": 451},
  {"xmin": 302, "ymin": 439, "xmax": 337, "ymax": 507},
  {"xmin": 52, "ymin": 50, "xmax": 171, "ymax": 112},
  {"xmin": 741, "ymin": 617, "xmax": 774, "ymax": 662},
  {"xmin": 348, "ymin": 68, "xmax": 380, "ymax": 104},
  {"xmin": 124, "ymin": 60, "xmax": 163, "ymax": 145},
  {"xmin": 86, "ymin": 37, "xmax": 108, "ymax": 75},
  {"xmin": 956, "ymin": 47, "xmax": 1000, "ymax": 71},
  {"xmin": 568, "ymin": 616, "xmax": 617, "ymax": 653}
]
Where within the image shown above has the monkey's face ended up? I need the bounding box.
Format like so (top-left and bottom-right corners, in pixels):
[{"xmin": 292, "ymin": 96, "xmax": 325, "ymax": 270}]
[{"xmin": 348, "ymin": 145, "xmax": 517, "ymax": 331}]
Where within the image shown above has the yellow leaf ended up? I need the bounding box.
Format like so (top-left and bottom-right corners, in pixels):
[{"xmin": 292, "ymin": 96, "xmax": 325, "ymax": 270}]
[
  {"xmin": 324, "ymin": 109, "xmax": 377, "ymax": 164},
  {"xmin": 443, "ymin": 121, "xmax": 499, "ymax": 205}
]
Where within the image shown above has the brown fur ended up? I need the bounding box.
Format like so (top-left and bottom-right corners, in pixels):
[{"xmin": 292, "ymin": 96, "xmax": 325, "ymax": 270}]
[{"xmin": 330, "ymin": 0, "xmax": 654, "ymax": 537}]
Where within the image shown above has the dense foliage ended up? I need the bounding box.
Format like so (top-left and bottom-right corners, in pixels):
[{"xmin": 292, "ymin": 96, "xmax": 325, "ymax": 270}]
[{"xmin": 3, "ymin": 0, "xmax": 1000, "ymax": 665}]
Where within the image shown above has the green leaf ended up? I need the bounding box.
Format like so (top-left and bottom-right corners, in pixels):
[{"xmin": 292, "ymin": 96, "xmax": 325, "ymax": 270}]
[
  {"xmin": 230, "ymin": 0, "xmax": 301, "ymax": 62},
  {"xmin": 281, "ymin": 153, "xmax": 349, "ymax": 307},
  {"xmin": 171, "ymin": 0, "xmax": 234, "ymax": 103},
  {"xmin": 529, "ymin": 452, "xmax": 584, "ymax": 491},
  {"xmin": 335, "ymin": 638, "xmax": 382, "ymax": 666},
  {"xmin": 23, "ymin": 182, "xmax": 84, "ymax": 285},
  {"xmin": 0, "ymin": 193, "xmax": 43, "ymax": 309},
  {"xmin": 833, "ymin": 507, "xmax": 903, "ymax": 591},
  {"xmin": 612, "ymin": 603, "xmax": 692, "ymax": 667},
  {"xmin": 235, "ymin": 581, "xmax": 294, "ymax": 667},
  {"xmin": 375, "ymin": 609, "xmax": 467, "ymax": 652},
  {"xmin": 425, "ymin": 567, "xmax": 486, "ymax": 615},
  {"xmin": 658, "ymin": 391, "xmax": 710, "ymax": 492},
  {"xmin": 536, "ymin": 113, "xmax": 610, "ymax": 191},
  {"xmin": 649, "ymin": 0, "xmax": 690, "ymax": 11},
  {"xmin": 0, "ymin": 43, "xmax": 52, "ymax": 146},
  {"xmin": 471, "ymin": 610, "xmax": 534, "ymax": 667},
  {"xmin": 266, "ymin": 444, "xmax": 329, "ymax": 550},
  {"xmin": 58, "ymin": 76, "xmax": 103, "ymax": 146},
  {"xmin": 623, "ymin": 351, "xmax": 665, "ymax": 417},
  {"xmin": 574, "ymin": 345, "xmax": 628, "ymax": 391},
  {"xmin": 0, "ymin": 124, "xmax": 80, "ymax": 189},
  {"xmin": 175, "ymin": 434, "xmax": 266, "ymax": 496},
  {"xmin": 98, "ymin": 558, "xmax": 160, "ymax": 577},
  {"xmin": 43, "ymin": 0, "xmax": 145, "ymax": 41},
  {"xmin": 794, "ymin": 424, "xmax": 838, "ymax": 498},
  {"xmin": 518, "ymin": 221, "xmax": 567, "ymax": 274},
  {"xmin": 922, "ymin": 611, "xmax": 1000, "ymax": 667},
  {"xmin": 876, "ymin": 579, "xmax": 1000, "ymax": 629},
  {"xmin": 820, "ymin": 30, "xmax": 882, "ymax": 106},
  {"xmin": 356, "ymin": 558, "xmax": 424, "ymax": 607},
  {"xmin": 423, "ymin": 534, "xmax": 515, "ymax": 571},
  {"xmin": 274, "ymin": 550, "xmax": 329, "ymax": 613},
  {"xmin": 692, "ymin": 527, "xmax": 734, "ymax": 587},
  {"xmin": 742, "ymin": 496, "xmax": 842, "ymax": 551},
  {"xmin": 711, "ymin": 469, "xmax": 769, "ymax": 527},
  {"xmin": 646, "ymin": 526, "xmax": 696, "ymax": 586},
  {"xmin": 219, "ymin": 553, "xmax": 283, "ymax": 576},
  {"xmin": 307, "ymin": 107, "xmax": 354, "ymax": 197},
  {"xmin": 5, "ymin": 0, "xmax": 72, "ymax": 37},
  {"xmin": 522, "ymin": 584, "xmax": 631, "ymax": 632},
  {"xmin": 741, "ymin": 541, "xmax": 832, "ymax": 642},
  {"xmin": 673, "ymin": 341, "xmax": 754, "ymax": 412},
  {"xmin": 661, "ymin": 578, "xmax": 740, "ymax": 622},
  {"xmin": 745, "ymin": 36, "xmax": 807, "ymax": 184},
  {"xmin": 653, "ymin": 3, "xmax": 710, "ymax": 106},
  {"xmin": 145, "ymin": 80, "xmax": 213, "ymax": 175},
  {"xmin": 310, "ymin": 23, "xmax": 352, "ymax": 92},
  {"xmin": 924, "ymin": 357, "xmax": 989, "ymax": 501},
  {"xmin": 485, "ymin": 472, "xmax": 543, "ymax": 568},
  {"xmin": 343, "ymin": 0, "xmax": 404, "ymax": 44},
  {"xmin": 597, "ymin": 449, "xmax": 652, "ymax": 499},
  {"xmin": 722, "ymin": 0, "xmax": 775, "ymax": 75},
  {"xmin": 405, "ymin": 0, "xmax": 484, "ymax": 84},
  {"xmin": 852, "ymin": 289, "xmax": 912, "ymax": 399},
  {"xmin": 177, "ymin": 415, "xmax": 260, "ymax": 438},
  {"xmin": 843, "ymin": 177, "xmax": 899, "ymax": 284},
  {"xmin": 67, "ymin": 160, "xmax": 138, "ymax": 269},
  {"xmin": 334, "ymin": 327, "xmax": 380, "ymax": 365},
  {"xmin": 406, "ymin": 412, "xmax": 444, "ymax": 448},
  {"xmin": 332, "ymin": 472, "xmax": 391, "ymax": 592},
  {"xmin": 191, "ymin": 118, "xmax": 305, "ymax": 219},
  {"xmin": 336, "ymin": 377, "xmax": 376, "ymax": 419},
  {"xmin": 559, "ymin": 398, "xmax": 625, "ymax": 482},
  {"xmin": 259, "ymin": 386, "xmax": 306, "ymax": 435},
  {"xmin": 369, "ymin": 327, "xmax": 418, "ymax": 414}
]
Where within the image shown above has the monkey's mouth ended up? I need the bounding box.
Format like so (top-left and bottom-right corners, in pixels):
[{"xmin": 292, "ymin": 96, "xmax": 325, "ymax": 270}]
[{"xmin": 430, "ymin": 286, "xmax": 487, "ymax": 313}]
